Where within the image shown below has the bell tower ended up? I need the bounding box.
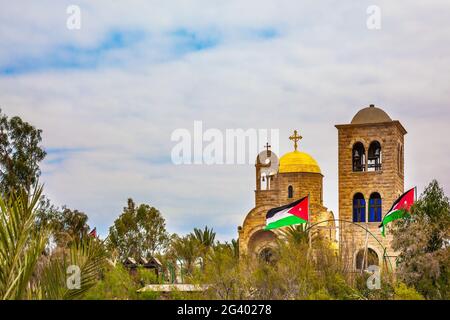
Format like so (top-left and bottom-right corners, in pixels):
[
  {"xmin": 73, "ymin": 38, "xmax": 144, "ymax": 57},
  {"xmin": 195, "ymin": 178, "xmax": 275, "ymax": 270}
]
[{"xmin": 335, "ymin": 105, "xmax": 407, "ymax": 271}]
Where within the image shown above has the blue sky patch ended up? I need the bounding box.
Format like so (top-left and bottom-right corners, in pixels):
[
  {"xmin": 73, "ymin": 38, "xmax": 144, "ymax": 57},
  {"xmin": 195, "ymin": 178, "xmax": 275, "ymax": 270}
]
[
  {"xmin": 169, "ymin": 28, "xmax": 221, "ymax": 55},
  {"xmin": 254, "ymin": 27, "xmax": 280, "ymax": 39},
  {"xmin": 44, "ymin": 147, "xmax": 92, "ymax": 166},
  {"xmin": 0, "ymin": 29, "xmax": 145, "ymax": 76}
]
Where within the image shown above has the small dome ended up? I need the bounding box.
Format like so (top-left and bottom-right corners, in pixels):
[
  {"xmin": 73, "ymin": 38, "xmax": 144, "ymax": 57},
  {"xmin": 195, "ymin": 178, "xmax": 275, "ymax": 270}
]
[
  {"xmin": 351, "ymin": 105, "xmax": 392, "ymax": 124},
  {"xmin": 279, "ymin": 151, "xmax": 321, "ymax": 174}
]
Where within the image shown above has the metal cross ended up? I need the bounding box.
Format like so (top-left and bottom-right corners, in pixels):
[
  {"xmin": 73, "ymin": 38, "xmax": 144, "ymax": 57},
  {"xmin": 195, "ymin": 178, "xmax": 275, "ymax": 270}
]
[{"xmin": 289, "ymin": 130, "xmax": 302, "ymax": 151}]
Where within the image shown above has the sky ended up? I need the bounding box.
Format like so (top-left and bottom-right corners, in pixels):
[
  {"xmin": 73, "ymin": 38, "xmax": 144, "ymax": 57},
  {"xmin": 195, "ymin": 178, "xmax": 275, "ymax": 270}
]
[{"xmin": 0, "ymin": 1, "xmax": 449, "ymax": 241}]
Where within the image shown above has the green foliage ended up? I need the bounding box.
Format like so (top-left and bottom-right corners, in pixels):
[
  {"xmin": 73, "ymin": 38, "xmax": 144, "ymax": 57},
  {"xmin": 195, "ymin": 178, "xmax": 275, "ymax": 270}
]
[
  {"xmin": 0, "ymin": 187, "xmax": 105, "ymax": 300},
  {"xmin": 393, "ymin": 283, "xmax": 424, "ymax": 300},
  {"xmin": 107, "ymin": 198, "xmax": 169, "ymax": 261},
  {"xmin": 354, "ymin": 272, "xmax": 395, "ymax": 300},
  {"xmin": 136, "ymin": 267, "xmax": 159, "ymax": 286},
  {"xmin": 0, "ymin": 109, "xmax": 46, "ymax": 195},
  {"xmin": 195, "ymin": 238, "xmax": 367, "ymax": 300},
  {"xmin": 139, "ymin": 290, "xmax": 160, "ymax": 300},
  {"xmin": 85, "ymin": 264, "xmax": 138, "ymax": 300},
  {"xmin": 35, "ymin": 237, "xmax": 107, "ymax": 300},
  {"xmin": 0, "ymin": 187, "xmax": 47, "ymax": 299},
  {"xmin": 192, "ymin": 226, "xmax": 216, "ymax": 248},
  {"xmin": 168, "ymin": 234, "xmax": 201, "ymax": 276},
  {"xmin": 280, "ymin": 224, "xmax": 309, "ymax": 245},
  {"xmin": 85, "ymin": 265, "xmax": 161, "ymax": 300},
  {"xmin": 196, "ymin": 243, "xmax": 245, "ymax": 299},
  {"xmin": 52, "ymin": 207, "xmax": 91, "ymax": 247},
  {"xmin": 392, "ymin": 180, "xmax": 450, "ymax": 299},
  {"xmin": 307, "ymin": 289, "xmax": 333, "ymax": 300},
  {"xmin": 190, "ymin": 226, "xmax": 216, "ymax": 270}
]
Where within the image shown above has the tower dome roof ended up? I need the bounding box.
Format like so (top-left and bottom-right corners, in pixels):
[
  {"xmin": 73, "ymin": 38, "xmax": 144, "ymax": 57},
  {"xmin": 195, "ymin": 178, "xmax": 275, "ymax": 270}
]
[
  {"xmin": 279, "ymin": 151, "xmax": 321, "ymax": 174},
  {"xmin": 351, "ymin": 105, "xmax": 392, "ymax": 124}
]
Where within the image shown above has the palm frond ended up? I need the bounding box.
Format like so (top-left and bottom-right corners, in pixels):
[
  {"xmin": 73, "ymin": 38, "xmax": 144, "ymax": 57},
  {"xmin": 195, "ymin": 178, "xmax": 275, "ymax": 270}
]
[
  {"xmin": 0, "ymin": 186, "xmax": 48, "ymax": 300},
  {"xmin": 36, "ymin": 238, "xmax": 107, "ymax": 300}
]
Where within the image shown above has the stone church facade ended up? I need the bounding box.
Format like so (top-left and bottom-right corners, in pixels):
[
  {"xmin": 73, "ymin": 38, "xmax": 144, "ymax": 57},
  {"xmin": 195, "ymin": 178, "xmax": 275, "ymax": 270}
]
[{"xmin": 238, "ymin": 104, "xmax": 406, "ymax": 271}]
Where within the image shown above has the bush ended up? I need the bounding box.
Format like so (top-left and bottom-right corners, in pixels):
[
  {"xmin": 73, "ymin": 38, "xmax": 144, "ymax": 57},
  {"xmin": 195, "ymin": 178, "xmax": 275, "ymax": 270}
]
[
  {"xmin": 394, "ymin": 283, "xmax": 424, "ymax": 300},
  {"xmin": 392, "ymin": 180, "xmax": 450, "ymax": 299},
  {"xmin": 85, "ymin": 265, "xmax": 138, "ymax": 300},
  {"xmin": 139, "ymin": 290, "xmax": 160, "ymax": 300},
  {"xmin": 135, "ymin": 267, "xmax": 159, "ymax": 286}
]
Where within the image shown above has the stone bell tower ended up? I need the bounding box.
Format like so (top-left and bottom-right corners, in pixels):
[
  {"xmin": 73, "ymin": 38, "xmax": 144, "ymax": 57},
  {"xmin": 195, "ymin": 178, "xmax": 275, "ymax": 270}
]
[{"xmin": 335, "ymin": 105, "xmax": 407, "ymax": 271}]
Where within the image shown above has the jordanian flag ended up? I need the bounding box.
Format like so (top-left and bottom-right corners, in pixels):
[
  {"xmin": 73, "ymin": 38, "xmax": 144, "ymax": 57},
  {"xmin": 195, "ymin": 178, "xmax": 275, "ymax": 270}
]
[
  {"xmin": 379, "ymin": 187, "xmax": 416, "ymax": 237},
  {"xmin": 264, "ymin": 196, "xmax": 309, "ymax": 230}
]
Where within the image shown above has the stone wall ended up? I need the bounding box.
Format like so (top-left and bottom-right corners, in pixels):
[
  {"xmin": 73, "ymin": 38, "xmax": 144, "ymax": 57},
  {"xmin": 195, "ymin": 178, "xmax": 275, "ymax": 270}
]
[
  {"xmin": 335, "ymin": 121, "xmax": 406, "ymax": 270},
  {"xmin": 240, "ymin": 169, "xmax": 335, "ymax": 257}
]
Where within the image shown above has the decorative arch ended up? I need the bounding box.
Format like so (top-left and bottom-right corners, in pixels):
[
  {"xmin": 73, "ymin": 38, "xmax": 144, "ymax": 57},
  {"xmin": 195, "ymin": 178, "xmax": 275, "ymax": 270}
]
[
  {"xmin": 247, "ymin": 229, "xmax": 278, "ymax": 259},
  {"xmin": 355, "ymin": 247, "xmax": 380, "ymax": 270},
  {"xmin": 304, "ymin": 219, "xmax": 394, "ymax": 272},
  {"xmin": 352, "ymin": 142, "xmax": 366, "ymax": 172},
  {"xmin": 368, "ymin": 141, "xmax": 382, "ymax": 171}
]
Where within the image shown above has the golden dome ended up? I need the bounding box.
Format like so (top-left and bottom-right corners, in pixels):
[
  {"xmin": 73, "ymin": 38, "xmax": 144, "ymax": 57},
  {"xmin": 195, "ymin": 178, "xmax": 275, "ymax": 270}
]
[{"xmin": 278, "ymin": 150, "xmax": 321, "ymax": 174}]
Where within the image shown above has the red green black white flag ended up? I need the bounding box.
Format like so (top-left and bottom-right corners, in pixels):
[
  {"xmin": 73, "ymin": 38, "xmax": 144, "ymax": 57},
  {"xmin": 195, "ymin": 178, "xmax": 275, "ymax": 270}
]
[
  {"xmin": 379, "ymin": 187, "xmax": 416, "ymax": 237},
  {"xmin": 264, "ymin": 196, "xmax": 309, "ymax": 230},
  {"xmin": 88, "ymin": 227, "xmax": 97, "ymax": 238}
]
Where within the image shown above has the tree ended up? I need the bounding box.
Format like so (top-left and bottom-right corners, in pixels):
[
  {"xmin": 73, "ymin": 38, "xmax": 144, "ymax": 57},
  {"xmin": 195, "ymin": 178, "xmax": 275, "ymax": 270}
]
[
  {"xmin": 53, "ymin": 207, "xmax": 91, "ymax": 247},
  {"xmin": 392, "ymin": 180, "xmax": 450, "ymax": 299},
  {"xmin": 0, "ymin": 187, "xmax": 105, "ymax": 300},
  {"xmin": 34, "ymin": 198, "xmax": 92, "ymax": 248},
  {"xmin": 0, "ymin": 109, "xmax": 46, "ymax": 195},
  {"xmin": 280, "ymin": 224, "xmax": 309, "ymax": 245},
  {"xmin": 191, "ymin": 226, "xmax": 216, "ymax": 269},
  {"xmin": 168, "ymin": 234, "xmax": 201, "ymax": 276},
  {"xmin": 192, "ymin": 226, "xmax": 216, "ymax": 249},
  {"xmin": 107, "ymin": 198, "xmax": 169, "ymax": 261}
]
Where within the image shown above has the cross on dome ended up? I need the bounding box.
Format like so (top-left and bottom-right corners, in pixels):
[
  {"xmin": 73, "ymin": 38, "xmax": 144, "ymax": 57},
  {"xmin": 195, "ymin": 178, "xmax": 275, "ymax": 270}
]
[{"xmin": 289, "ymin": 130, "xmax": 303, "ymax": 151}]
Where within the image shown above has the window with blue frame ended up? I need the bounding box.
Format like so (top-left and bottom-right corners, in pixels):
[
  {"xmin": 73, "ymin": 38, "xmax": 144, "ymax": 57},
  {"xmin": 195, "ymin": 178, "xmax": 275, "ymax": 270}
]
[
  {"xmin": 369, "ymin": 193, "xmax": 382, "ymax": 222},
  {"xmin": 353, "ymin": 193, "xmax": 366, "ymax": 222}
]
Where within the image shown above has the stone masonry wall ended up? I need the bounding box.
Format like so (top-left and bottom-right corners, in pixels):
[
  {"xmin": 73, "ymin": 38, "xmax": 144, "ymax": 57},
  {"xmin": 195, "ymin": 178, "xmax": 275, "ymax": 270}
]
[{"xmin": 336, "ymin": 121, "xmax": 405, "ymax": 270}]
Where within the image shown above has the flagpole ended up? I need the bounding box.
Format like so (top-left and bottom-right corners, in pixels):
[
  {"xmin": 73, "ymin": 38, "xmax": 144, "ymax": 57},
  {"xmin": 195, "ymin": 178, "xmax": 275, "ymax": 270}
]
[
  {"xmin": 362, "ymin": 223, "xmax": 369, "ymax": 273},
  {"xmin": 307, "ymin": 194, "xmax": 312, "ymax": 261}
]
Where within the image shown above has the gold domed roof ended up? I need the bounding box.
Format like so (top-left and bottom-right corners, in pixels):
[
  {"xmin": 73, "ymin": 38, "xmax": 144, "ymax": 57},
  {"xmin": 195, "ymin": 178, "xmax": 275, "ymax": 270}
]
[
  {"xmin": 278, "ymin": 130, "xmax": 321, "ymax": 174},
  {"xmin": 279, "ymin": 150, "xmax": 321, "ymax": 174}
]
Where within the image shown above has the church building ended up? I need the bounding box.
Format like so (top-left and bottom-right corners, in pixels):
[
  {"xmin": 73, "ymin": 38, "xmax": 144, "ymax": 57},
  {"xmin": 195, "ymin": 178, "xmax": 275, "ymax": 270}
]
[{"xmin": 238, "ymin": 104, "xmax": 406, "ymax": 271}]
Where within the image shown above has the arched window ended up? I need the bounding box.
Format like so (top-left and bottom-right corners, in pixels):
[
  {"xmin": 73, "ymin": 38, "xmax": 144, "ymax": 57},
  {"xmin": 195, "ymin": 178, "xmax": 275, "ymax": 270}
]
[
  {"xmin": 353, "ymin": 193, "xmax": 366, "ymax": 222},
  {"xmin": 369, "ymin": 192, "xmax": 382, "ymax": 222},
  {"xmin": 368, "ymin": 141, "xmax": 382, "ymax": 171},
  {"xmin": 352, "ymin": 142, "xmax": 366, "ymax": 172},
  {"xmin": 355, "ymin": 248, "xmax": 379, "ymax": 270},
  {"xmin": 288, "ymin": 185, "xmax": 293, "ymax": 198},
  {"xmin": 397, "ymin": 144, "xmax": 401, "ymax": 172}
]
